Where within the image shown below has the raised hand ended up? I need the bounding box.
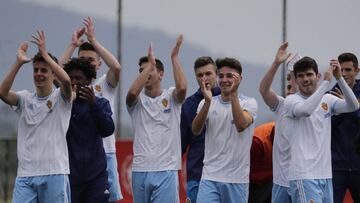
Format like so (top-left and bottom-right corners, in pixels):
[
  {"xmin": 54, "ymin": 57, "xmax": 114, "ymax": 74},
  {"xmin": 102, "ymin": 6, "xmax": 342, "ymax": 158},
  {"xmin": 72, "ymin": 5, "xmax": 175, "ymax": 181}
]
[
  {"xmin": 78, "ymin": 86, "xmax": 95, "ymax": 105},
  {"xmin": 83, "ymin": 17, "xmax": 96, "ymax": 42},
  {"xmin": 323, "ymin": 65, "xmax": 334, "ymax": 82},
  {"xmin": 16, "ymin": 42, "xmax": 31, "ymax": 64},
  {"xmin": 275, "ymin": 42, "xmax": 291, "ymax": 65},
  {"xmin": 171, "ymin": 34, "xmax": 183, "ymax": 58},
  {"xmin": 72, "ymin": 27, "xmax": 85, "ymax": 47},
  {"xmin": 330, "ymin": 59, "xmax": 342, "ymax": 80},
  {"xmin": 200, "ymin": 78, "xmax": 212, "ymax": 101},
  {"xmin": 31, "ymin": 30, "xmax": 47, "ymax": 55},
  {"xmin": 230, "ymin": 72, "xmax": 241, "ymax": 93},
  {"xmin": 147, "ymin": 42, "xmax": 156, "ymax": 71}
]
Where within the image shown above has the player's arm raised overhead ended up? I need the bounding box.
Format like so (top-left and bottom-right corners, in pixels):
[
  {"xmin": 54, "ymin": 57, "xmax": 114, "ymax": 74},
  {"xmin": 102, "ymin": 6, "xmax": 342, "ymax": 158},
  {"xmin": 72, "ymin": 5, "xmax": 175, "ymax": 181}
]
[
  {"xmin": 171, "ymin": 34, "xmax": 187, "ymax": 103},
  {"xmin": 0, "ymin": 42, "xmax": 31, "ymax": 106},
  {"xmin": 58, "ymin": 27, "xmax": 85, "ymax": 66},
  {"xmin": 330, "ymin": 59, "xmax": 359, "ymax": 113},
  {"xmin": 259, "ymin": 42, "xmax": 290, "ymax": 108},
  {"xmin": 126, "ymin": 43, "xmax": 155, "ymax": 107},
  {"xmin": 31, "ymin": 30, "xmax": 72, "ymax": 101},
  {"xmin": 84, "ymin": 17, "xmax": 121, "ymax": 87}
]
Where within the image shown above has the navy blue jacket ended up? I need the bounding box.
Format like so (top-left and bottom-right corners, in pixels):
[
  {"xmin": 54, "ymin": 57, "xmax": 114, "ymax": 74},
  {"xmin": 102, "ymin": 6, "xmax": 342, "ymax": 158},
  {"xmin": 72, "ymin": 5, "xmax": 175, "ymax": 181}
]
[
  {"xmin": 180, "ymin": 87, "xmax": 221, "ymax": 181},
  {"xmin": 331, "ymin": 80, "xmax": 360, "ymax": 171},
  {"xmin": 67, "ymin": 97, "xmax": 114, "ymax": 185}
]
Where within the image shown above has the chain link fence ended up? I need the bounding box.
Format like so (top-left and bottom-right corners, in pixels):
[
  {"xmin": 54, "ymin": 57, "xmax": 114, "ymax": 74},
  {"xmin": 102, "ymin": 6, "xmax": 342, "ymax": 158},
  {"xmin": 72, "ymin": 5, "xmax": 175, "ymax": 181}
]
[{"xmin": 0, "ymin": 136, "xmax": 17, "ymax": 203}]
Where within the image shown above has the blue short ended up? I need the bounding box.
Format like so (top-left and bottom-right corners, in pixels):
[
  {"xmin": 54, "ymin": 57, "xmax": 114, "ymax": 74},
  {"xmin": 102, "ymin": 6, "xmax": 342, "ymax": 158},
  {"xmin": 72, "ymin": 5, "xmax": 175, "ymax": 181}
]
[
  {"xmin": 272, "ymin": 183, "xmax": 291, "ymax": 203},
  {"xmin": 196, "ymin": 179, "xmax": 248, "ymax": 203},
  {"xmin": 132, "ymin": 170, "xmax": 179, "ymax": 203},
  {"xmin": 106, "ymin": 153, "xmax": 123, "ymax": 201},
  {"xmin": 186, "ymin": 180, "xmax": 200, "ymax": 203},
  {"xmin": 12, "ymin": 174, "xmax": 71, "ymax": 203},
  {"xmin": 289, "ymin": 179, "xmax": 333, "ymax": 203}
]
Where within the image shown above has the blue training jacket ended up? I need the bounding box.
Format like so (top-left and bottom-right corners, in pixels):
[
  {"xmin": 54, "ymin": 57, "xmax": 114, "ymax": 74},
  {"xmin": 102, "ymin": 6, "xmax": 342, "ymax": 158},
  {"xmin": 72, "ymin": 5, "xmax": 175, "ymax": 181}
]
[
  {"xmin": 66, "ymin": 97, "xmax": 114, "ymax": 185},
  {"xmin": 331, "ymin": 80, "xmax": 360, "ymax": 171}
]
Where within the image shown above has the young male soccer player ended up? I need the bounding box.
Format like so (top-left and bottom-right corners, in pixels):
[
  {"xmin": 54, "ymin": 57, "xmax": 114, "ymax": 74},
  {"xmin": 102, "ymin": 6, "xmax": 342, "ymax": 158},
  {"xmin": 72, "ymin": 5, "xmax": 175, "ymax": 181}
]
[
  {"xmin": 126, "ymin": 36, "xmax": 187, "ymax": 203},
  {"xmin": 259, "ymin": 42, "xmax": 296, "ymax": 203},
  {"xmin": 64, "ymin": 57, "xmax": 114, "ymax": 203},
  {"xmin": 283, "ymin": 57, "xmax": 359, "ymax": 203},
  {"xmin": 330, "ymin": 53, "xmax": 360, "ymax": 203},
  {"xmin": 0, "ymin": 30, "xmax": 72, "ymax": 202},
  {"xmin": 192, "ymin": 57, "xmax": 257, "ymax": 203},
  {"xmin": 60, "ymin": 17, "xmax": 123, "ymax": 202},
  {"xmin": 180, "ymin": 56, "xmax": 220, "ymax": 203}
]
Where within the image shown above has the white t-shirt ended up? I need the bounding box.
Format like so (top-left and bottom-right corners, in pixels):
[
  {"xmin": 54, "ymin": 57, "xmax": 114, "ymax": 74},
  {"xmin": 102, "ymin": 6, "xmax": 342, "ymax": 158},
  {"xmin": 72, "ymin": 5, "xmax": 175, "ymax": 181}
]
[
  {"xmin": 13, "ymin": 88, "xmax": 72, "ymax": 177},
  {"xmin": 127, "ymin": 87, "xmax": 182, "ymax": 172},
  {"xmin": 271, "ymin": 96, "xmax": 291, "ymax": 187},
  {"xmin": 284, "ymin": 93, "xmax": 339, "ymax": 180},
  {"xmin": 198, "ymin": 95, "xmax": 257, "ymax": 184},
  {"xmin": 93, "ymin": 74, "xmax": 116, "ymax": 153}
]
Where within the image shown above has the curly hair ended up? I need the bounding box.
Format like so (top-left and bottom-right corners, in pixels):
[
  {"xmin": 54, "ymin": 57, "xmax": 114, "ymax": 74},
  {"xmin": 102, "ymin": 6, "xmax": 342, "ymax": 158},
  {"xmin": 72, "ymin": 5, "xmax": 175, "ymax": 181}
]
[{"xmin": 63, "ymin": 57, "xmax": 97, "ymax": 80}]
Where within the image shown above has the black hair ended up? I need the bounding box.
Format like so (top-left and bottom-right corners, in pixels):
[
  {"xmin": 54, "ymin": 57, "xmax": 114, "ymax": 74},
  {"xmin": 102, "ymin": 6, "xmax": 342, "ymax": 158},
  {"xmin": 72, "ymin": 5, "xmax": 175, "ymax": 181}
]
[
  {"xmin": 338, "ymin": 52, "xmax": 358, "ymax": 69},
  {"xmin": 194, "ymin": 56, "xmax": 215, "ymax": 70},
  {"xmin": 78, "ymin": 42, "xmax": 96, "ymax": 54},
  {"xmin": 293, "ymin": 56, "xmax": 318, "ymax": 77},
  {"xmin": 63, "ymin": 57, "xmax": 96, "ymax": 80},
  {"xmin": 33, "ymin": 52, "xmax": 58, "ymax": 64},
  {"xmin": 138, "ymin": 56, "xmax": 164, "ymax": 72},
  {"xmin": 215, "ymin": 57, "xmax": 242, "ymax": 75}
]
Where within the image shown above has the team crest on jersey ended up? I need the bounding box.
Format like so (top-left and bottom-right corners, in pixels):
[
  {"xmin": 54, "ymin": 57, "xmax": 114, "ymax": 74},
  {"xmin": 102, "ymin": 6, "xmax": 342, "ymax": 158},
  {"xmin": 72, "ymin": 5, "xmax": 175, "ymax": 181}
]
[
  {"xmin": 46, "ymin": 100, "xmax": 52, "ymax": 109},
  {"xmin": 321, "ymin": 102, "xmax": 328, "ymax": 111},
  {"xmin": 95, "ymin": 85, "xmax": 101, "ymax": 92},
  {"xmin": 162, "ymin": 99, "xmax": 168, "ymax": 108}
]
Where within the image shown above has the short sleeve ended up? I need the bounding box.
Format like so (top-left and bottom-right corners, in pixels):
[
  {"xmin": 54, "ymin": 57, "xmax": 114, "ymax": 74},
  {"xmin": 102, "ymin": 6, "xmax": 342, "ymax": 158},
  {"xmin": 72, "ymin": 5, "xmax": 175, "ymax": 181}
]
[
  {"xmin": 271, "ymin": 95, "xmax": 285, "ymax": 113},
  {"xmin": 242, "ymin": 97, "xmax": 258, "ymax": 120},
  {"xmin": 126, "ymin": 96, "xmax": 141, "ymax": 114},
  {"xmin": 283, "ymin": 94, "xmax": 299, "ymax": 118},
  {"xmin": 11, "ymin": 90, "xmax": 30, "ymax": 113},
  {"xmin": 196, "ymin": 99, "xmax": 205, "ymax": 114}
]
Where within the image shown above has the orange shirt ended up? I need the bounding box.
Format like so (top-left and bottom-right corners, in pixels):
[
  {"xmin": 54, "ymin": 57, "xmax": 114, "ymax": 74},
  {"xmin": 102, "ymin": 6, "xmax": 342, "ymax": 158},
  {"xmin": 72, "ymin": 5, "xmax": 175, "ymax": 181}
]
[{"xmin": 250, "ymin": 121, "xmax": 275, "ymax": 183}]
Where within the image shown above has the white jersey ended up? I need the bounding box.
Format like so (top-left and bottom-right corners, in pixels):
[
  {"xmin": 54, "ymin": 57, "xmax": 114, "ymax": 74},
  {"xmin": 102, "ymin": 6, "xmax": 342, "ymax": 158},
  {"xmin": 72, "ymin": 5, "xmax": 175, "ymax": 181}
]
[
  {"xmin": 284, "ymin": 93, "xmax": 339, "ymax": 180},
  {"xmin": 13, "ymin": 89, "xmax": 72, "ymax": 177},
  {"xmin": 127, "ymin": 87, "xmax": 182, "ymax": 172},
  {"xmin": 198, "ymin": 95, "xmax": 257, "ymax": 184},
  {"xmin": 271, "ymin": 96, "xmax": 291, "ymax": 187},
  {"xmin": 93, "ymin": 74, "xmax": 116, "ymax": 153}
]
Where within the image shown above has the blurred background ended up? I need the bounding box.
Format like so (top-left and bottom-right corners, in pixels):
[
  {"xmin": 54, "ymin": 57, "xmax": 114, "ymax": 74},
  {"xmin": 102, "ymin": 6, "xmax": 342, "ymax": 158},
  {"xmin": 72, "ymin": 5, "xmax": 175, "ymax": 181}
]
[{"xmin": 1, "ymin": 0, "xmax": 360, "ymax": 201}]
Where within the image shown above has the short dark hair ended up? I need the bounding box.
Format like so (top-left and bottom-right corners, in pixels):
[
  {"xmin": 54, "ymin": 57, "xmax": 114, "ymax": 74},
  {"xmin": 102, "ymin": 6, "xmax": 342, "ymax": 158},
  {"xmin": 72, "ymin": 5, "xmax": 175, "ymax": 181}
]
[
  {"xmin": 63, "ymin": 57, "xmax": 97, "ymax": 80},
  {"xmin": 78, "ymin": 42, "xmax": 97, "ymax": 54},
  {"xmin": 138, "ymin": 56, "xmax": 164, "ymax": 72},
  {"xmin": 293, "ymin": 56, "xmax": 318, "ymax": 77},
  {"xmin": 338, "ymin": 52, "xmax": 358, "ymax": 69},
  {"xmin": 215, "ymin": 57, "xmax": 242, "ymax": 75},
  {"xmin": 194, "ymin": 56, "xmax": 215, "ymax": 70},
  {"xmin": 33, "ymin": 52, "xmax": 58, "ymax": 64}
]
